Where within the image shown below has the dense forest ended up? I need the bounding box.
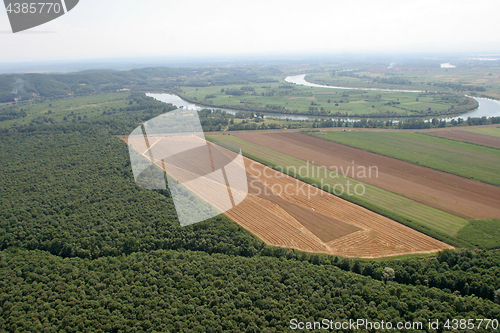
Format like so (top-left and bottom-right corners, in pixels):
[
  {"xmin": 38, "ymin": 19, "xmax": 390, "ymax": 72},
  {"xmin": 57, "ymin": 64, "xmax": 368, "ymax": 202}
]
[
  {"xmin": 1, "ymin": 249, "xmax": 499, "ymax": 332},
  {"xmin": 1, "ymin": 76, "xmax": 500, "ymax": 331}
]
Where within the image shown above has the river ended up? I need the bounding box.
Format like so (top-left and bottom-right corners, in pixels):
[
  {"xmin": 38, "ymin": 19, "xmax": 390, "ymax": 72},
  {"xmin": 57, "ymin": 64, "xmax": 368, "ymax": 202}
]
[
  {"xmin": 146, "ymin": 93, "xmax": 317, "ymax": 121},
  {"xmin": 147, "ymin": 75, "xmax": 500, "ymax": 121},
  {"xmin": 286, "ymin": 74, "xmax": 500, "ymax": 120},
  {"xmin": 285, "ymin": 74, "xmax": 427, "ymax": 93}
]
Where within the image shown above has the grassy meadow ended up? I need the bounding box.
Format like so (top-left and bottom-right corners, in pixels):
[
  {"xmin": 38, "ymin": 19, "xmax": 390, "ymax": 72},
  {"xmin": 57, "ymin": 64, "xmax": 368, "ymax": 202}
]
[
  {"xmin": 464, "ymin": 126, "xmax": 500, "ymax": 138},
  {"xmin": 456, "ymin": 219, "xmax": 500, "ymax": 249}
]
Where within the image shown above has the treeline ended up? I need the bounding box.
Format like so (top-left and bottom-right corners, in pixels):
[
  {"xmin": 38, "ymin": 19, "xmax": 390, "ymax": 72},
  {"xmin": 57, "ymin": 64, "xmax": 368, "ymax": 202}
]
[
  {"xmin": 331, "ymin": 72, "xmax": 413, "ymax": 86},
  {"xmin": 0, "ymin": 67, "xmax": 282, "ymax": 102},
  {"xmin": 105, "ymin": 93, "xmax": 168, "ymax": 114},
  {"xmin": 372, "ymin": 77, "xmax": 413, "ymax": 85},
  {"xmin": 228, "ymin": 121, "xmax": 283, "ymax": 131},
  {"xmin": 310, "ymin": 116, "xmax": 500, "ymax": 130},
  {"xmin": 430, "ymin": 81, "xmax": 487, "ymax": 92},
  {"xmin": 335, "ymin": 71, "xmax": 370, "ymax": 79},
  {"xmin": 223, "ymin": 86, "xmax": 256, "ymax": 96},
  {"xmin": 198, "ymin": 109, "xmax": 287, "ymax": 132},
  {"xmin": 198, "ymin": 109, "xmax": 236, "ymax": 132},
  {"xmin": 224, "ymin": 88, "xmax": 246, "ymax": 96},
  {"xmin": 1, "ymin": 249, "xmax": 499, "ymax": 332}
]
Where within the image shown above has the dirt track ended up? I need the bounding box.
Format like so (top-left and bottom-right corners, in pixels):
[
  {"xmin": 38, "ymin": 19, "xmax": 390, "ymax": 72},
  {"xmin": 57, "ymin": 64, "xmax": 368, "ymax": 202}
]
[
  {"xmin": 427, "ymin": 130, "xmax": 500, "ymax": 148},
  {"xmin": 232, "ymin": 132, "xmax": 500, "ymax": 219}
]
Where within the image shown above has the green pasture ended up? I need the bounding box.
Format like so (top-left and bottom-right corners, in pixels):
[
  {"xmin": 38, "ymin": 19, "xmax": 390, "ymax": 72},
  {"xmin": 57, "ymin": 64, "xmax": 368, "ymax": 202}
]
[
  {"xmin": 464, "ymin": 126, "xmax": 500, "ymax": 138},
  {"xmin": 456, "ymin": 219, "xmax": 500, "ymax": 249}
]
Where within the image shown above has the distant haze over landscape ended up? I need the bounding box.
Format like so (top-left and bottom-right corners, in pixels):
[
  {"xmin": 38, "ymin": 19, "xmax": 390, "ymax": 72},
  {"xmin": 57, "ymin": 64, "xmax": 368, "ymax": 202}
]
[
  {"xmin": 1, "ymin": 51, "xmax": 500, "ymax": 74},
  {"xmin": 1, "ymin": 0, "xmax": 500, "ymax": 69}
]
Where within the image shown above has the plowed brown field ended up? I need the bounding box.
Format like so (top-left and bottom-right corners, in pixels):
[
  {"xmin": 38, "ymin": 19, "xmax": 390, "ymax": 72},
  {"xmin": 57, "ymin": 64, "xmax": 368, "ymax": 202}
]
[
  {"xmin": 427, "ymin": 130, "xmax": 500, "ymax": 148},
  {"xmin": 232, "ymin": 132, "xmax": 500, "ymax": 219}
]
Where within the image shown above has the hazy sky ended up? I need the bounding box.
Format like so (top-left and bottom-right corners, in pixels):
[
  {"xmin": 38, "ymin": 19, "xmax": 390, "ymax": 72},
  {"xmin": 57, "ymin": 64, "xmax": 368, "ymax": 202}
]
[{"xmin": 1, "ymin": 0, "xmax": 499, "ymax": 63}]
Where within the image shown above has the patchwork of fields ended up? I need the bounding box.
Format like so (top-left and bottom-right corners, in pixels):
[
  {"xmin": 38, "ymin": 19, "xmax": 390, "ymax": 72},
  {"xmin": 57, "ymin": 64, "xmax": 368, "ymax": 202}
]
[
  {"xmin": 427, "ymin": 129, "xmax": 500, "ymax": 148},
  {"xmin": 124, "ymin": 135, "xmax": 453, "ymax": 258},
  {"xmin": 209, "ymin": 128, "xmax": 500, "ymax": 252},
  {"xmin": 309, "ymin": 131, "xmax": 500, "ymax": 186},
  {"xmin": 125, "ymin": 120, "xmax": 500, "ymax": 257},
  {"xmin": 230, "ymin": 132, "xmax": 500, "ymax": 219},
  {"xmin": 464, "ymin": 126, "xmax": 500, "ymax": 138},
  {"xmin": 207, "ymin": 134, "xmax": 469, "ymax": 237}
]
